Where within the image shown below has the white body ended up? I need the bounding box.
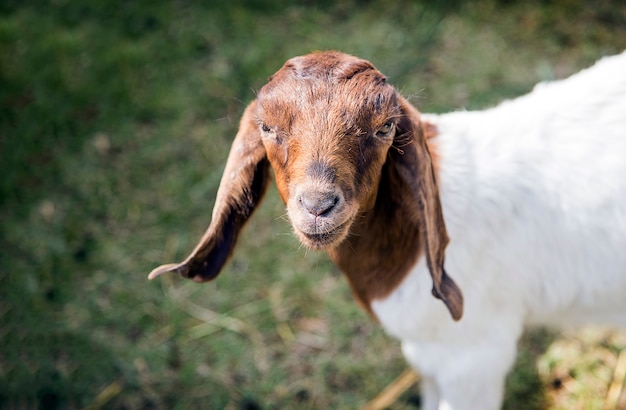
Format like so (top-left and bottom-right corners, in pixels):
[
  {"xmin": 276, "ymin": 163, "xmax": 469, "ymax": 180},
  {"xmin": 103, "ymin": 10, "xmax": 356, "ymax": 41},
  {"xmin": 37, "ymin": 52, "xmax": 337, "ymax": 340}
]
[{"xmin": 372, "ymin": 52, "xmax": 626, "ymax": 410}]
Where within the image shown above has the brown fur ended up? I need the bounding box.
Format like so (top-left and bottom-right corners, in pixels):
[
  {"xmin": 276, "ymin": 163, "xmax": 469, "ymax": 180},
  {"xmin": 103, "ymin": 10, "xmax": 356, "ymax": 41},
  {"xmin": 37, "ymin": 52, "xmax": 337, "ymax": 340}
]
[
  {"xmin": 423, "ymin": 120, "xmax": 441, "ymax": 179},
  {"xmin": 149, "ymin": 51, "xmax": 463, "ymax": 321}
]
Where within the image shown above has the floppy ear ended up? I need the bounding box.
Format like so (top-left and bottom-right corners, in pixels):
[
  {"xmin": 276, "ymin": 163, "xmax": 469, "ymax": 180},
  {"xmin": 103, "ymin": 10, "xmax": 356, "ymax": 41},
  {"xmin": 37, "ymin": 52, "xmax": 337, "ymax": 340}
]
[
  {"xmin": 392, "ymin": 95, "xmax": 464, "ymax": 321},
  {"xmin": 149, "ymin": 100, "xmax": 270, "ymax": 282}
]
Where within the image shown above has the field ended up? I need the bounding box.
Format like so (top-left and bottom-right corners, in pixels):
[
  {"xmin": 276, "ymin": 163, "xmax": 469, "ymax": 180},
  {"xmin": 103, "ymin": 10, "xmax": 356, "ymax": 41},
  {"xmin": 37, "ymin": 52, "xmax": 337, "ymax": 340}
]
[{"xmin": 1, "ymin": 1, "xmax": 626, "ymax": 408}]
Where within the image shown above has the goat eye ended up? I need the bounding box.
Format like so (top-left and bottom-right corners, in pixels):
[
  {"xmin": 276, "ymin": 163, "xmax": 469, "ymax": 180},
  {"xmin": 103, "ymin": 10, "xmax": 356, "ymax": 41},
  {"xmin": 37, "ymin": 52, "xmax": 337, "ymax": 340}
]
[
  {"xmin": 260, "ymin": 123, "xmax": 272, "ymax": 133},
  {"xmin": 375, "ymin": 121, "xmax": 395, "ymax": 137},
  {"xmin": 259, "ymin": 122, "xmax": 283, "ymax": 144}
]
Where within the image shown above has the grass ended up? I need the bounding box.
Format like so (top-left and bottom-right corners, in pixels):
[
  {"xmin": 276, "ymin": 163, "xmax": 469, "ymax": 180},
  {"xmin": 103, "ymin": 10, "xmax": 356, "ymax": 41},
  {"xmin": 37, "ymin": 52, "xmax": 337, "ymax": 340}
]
[{"xmin": 1, "ymin": 0, "xmax": 625, "ymax": 408}]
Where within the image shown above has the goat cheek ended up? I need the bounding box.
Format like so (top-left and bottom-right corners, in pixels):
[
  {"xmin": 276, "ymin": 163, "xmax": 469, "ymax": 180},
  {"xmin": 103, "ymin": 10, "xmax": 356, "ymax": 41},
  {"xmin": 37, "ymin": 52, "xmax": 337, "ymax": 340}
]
[
  {"xmin": 357, "ymin": 151, "xmax": 387, "ymax": 209},
  {"xmin": 262, "ymin": 150, "xmax": 289, "ymax": 204},
  {"xmin": 272, "ymin": 165, "xmax": 291, "ymax": 204}
]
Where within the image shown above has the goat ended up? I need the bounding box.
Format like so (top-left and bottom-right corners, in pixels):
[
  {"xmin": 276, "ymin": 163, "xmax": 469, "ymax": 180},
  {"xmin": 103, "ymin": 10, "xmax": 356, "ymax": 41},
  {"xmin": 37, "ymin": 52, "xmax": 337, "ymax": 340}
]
[{"xmin": 149, "ymin": 50, "xmax": 626, "ymax": 409}]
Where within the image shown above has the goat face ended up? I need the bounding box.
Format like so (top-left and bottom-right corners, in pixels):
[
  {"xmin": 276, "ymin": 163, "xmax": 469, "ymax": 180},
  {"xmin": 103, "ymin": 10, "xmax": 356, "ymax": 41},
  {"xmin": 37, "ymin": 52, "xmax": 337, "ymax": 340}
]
[
  {"xmin": 255, "ymin": 52, "xmax": 401, "ymax": 249},
  {"xmin": 148, "ymin": 51, "xmax": 462, "ymax": 320}
]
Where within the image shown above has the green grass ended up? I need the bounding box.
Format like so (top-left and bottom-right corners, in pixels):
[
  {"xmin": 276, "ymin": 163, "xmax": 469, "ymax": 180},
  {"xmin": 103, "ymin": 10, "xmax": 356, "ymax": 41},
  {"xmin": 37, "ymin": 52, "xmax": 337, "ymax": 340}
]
[{"xmin": 1, "ymin": 1, "xmax": 625, "ymax": 408}]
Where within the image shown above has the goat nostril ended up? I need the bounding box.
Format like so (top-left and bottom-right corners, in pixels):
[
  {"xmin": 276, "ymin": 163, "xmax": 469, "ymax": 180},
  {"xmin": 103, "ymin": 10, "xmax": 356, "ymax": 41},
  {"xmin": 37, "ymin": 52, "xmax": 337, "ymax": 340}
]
[{"xmin": 299, "ymin": 192, "xmax": 339, "ymax": 217}]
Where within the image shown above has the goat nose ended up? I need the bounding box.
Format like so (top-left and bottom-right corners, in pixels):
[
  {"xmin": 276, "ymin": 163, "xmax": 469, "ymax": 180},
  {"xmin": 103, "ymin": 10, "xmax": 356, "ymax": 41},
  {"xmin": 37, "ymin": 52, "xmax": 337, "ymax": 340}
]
[{"xmin": 299, "ymin": 191, "xmax": 339, "ymax": 217}]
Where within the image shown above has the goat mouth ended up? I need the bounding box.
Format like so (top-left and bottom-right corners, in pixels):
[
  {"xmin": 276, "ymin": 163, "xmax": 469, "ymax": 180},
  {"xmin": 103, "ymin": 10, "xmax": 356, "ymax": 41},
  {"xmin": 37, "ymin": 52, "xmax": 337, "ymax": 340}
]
[{"xmin": 296, "ymin": 222, "xmax": 350, "ymax": 250}]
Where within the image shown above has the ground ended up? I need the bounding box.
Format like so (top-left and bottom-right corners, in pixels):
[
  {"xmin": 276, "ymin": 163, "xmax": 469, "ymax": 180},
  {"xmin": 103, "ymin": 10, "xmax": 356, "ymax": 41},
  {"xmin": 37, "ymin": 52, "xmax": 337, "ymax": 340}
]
[{"xmin": 1, "ymin": 1, "xmax": 625, "ymax": 408}]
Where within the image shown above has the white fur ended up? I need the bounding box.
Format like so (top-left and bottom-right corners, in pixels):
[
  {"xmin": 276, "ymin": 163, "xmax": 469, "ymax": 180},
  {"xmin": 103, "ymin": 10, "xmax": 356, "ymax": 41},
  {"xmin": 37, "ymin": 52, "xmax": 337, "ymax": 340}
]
[{"xmin": 371, "ymin": 52, "xmax": 626, "ymax": 410}]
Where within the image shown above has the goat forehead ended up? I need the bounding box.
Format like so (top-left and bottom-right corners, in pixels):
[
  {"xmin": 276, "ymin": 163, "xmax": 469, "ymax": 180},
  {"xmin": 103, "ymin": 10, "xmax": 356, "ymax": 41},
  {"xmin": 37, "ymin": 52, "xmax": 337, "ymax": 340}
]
[
  {"xmin": 259, "ymin": 52, "xmax": 392, "ymax": 106},
  {"xmin": 279, "ymin": 51, "xmax": 382, "ymax": 82},
  {"xmin": 257, "ymin": 78, "xmax": 398, "ymax": 127}
]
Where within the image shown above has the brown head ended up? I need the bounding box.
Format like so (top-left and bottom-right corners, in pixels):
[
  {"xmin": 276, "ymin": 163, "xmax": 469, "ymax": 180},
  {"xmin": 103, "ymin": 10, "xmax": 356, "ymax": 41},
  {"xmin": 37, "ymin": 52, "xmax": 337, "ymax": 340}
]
[{"xmin": 148, "ymin": 51, "xmax": 463, "ymax": 321}]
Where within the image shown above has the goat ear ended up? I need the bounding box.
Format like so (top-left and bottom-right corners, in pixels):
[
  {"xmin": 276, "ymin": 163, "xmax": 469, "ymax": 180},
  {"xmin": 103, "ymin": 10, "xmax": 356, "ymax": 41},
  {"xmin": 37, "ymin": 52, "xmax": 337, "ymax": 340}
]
[
  {"xmin": 149, "ymin": 100, "xmax": 270, "ymax": 282},
  {"xmin": 393, "ymin": 96, "xmax": 464, "ymax": 321}
]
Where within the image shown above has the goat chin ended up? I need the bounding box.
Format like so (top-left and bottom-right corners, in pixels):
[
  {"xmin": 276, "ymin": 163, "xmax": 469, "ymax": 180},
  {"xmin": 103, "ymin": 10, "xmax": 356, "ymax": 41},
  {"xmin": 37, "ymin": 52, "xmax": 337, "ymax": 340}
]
[{"xmin": 150, "ymin": 50, "xmax": 626, "ymax": 410}]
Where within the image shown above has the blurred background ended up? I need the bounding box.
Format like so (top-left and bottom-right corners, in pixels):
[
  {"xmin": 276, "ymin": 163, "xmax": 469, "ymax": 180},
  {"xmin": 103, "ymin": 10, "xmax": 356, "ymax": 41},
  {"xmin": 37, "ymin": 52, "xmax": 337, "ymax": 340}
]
[{"xmin": 1, "ymin": 1, "xmax": 625, "ymax": 408}]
